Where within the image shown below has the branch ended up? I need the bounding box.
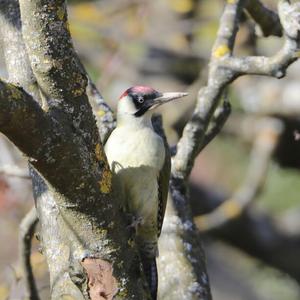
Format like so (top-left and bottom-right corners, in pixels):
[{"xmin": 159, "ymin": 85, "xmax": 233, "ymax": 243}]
[
  {"xmin": 19, "ymin": 0, "xmax": 87, "ymax": 101},
  {"xmin": 86, "ymin": 78, "xmax": 116, "ymax": 143},
  {"xmin": 158, "ymin": 192, "xmax": 211, "ymax": 300},
  {"xmin": 1, "ymin": 0, "xmax": 115, "ymax": 145},
  {"xmin": 0, "ymin": 7, "xmax": 41, "ymax": 299},
  {"xmin": 74, "ymin": 58, "xmax": 116, "ymax": 142},
  {"xmin": 19, "ymin": 0, "xmax": 105, "ymax": 178},
  {"xmin": 245, "ymin": 0, "xmax": 283, "ymax": 37},
  {"xmin": 196, "ymin": 118, "xmax": 283, "ymax": 232},
  {"xmin": 220, "ymin": 39, "xmax": 298, "ymax": 78},
  {"xmin": 170, "ymin": 98, "xmax": 231, "ymax": 158},
  {"xmin": 222, "ymin": 0, "xmax": 300, "ymax": 77},
  {"xmin": 173, "ymin": 0, "xmax": 245, "ymax": 180},
  {"xmin": 19, "ymin": 206, "xmax": 40, "ymax": 300},
  {"xmin": 15, "ymin": 0, "xmax": 113, "ymax": 203},
  {"xmin": 0, "ymin": 0, "xmax": 41, "ymax": 102},
  {"xmin": 152, "ymin": 116, "xmax": 211, "ymax": 300},
  {"xmin": 173, "ymin": 0, "xmax": 299, "ymax": 181},
  {"xmin": 18, "ymin": 1, "xmax": 113, "ymax": 201},
  {"xmin": 200, "ymin": 98, "xmax": 231, "ymax": 152},
  {"xmin": 0, "ymin": 79, "xmax": 52, "ymax": 159}
]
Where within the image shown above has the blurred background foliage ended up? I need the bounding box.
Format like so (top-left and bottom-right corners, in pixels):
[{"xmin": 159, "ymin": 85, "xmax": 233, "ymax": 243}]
[{"xmin": 1, "ymin": 0, "xmax": 300, "ymax": 299}]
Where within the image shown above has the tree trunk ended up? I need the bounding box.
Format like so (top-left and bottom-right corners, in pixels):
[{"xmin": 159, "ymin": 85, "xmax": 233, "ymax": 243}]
[{"xmin": 0, "ymin": 1, "xmax": 149, "ymax": 298}]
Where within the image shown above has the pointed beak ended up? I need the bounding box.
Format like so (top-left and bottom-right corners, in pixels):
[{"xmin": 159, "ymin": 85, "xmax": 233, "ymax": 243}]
[{"xmin": 150, "ymin": 92, "xmax": 188, "ymax": 109}]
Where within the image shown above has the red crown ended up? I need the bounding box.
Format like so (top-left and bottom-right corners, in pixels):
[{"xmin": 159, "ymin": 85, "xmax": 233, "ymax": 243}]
[{"xmin": 119, "ymin": 86, "xmax": 157, "ymax": 100}]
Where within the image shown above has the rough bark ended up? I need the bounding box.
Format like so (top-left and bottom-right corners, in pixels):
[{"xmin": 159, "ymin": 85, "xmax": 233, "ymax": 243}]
[
  {"xmin": 0, "ymin": 0, "xmax": 149, "ymax": 299},
  {"xmin": 152, "ymin": 116, "xmax": 211, "ymax": 300}
]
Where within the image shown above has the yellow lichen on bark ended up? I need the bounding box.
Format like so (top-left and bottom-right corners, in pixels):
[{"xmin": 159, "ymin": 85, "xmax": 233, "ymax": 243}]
[
  {"xmin": 99, "ymin": 169, "xmax": 112, "ymax": 194},
  {"xmin": 97, "ymin": 110, "xmax": 106, "ymax": 117},
  {"xmin": 95, "ymin": 143, "xmax": 104, "ymax": 161},
  {"xmin": 71, "ymin": 73, "xmax": 86, "ymax": 97},
  {"xmin": 57, "ymin": 6, "xmax": 65, "ymax": 21},
  {"xmin": 213, "ymin": 45, "xmax": 230, "ymax": 58},
  {"xmin": 95, "ymin": 143, "xmax": 112, "ymax": 193}
]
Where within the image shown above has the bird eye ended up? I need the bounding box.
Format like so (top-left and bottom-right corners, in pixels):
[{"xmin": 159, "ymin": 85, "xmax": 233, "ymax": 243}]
[{"xmin": 138, "ymin": 96, "xmax": 144, "ymax": 103}]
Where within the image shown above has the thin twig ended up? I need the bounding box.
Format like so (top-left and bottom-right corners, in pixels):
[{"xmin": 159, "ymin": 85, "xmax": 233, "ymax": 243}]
[
  {"xmin": 170, "ymin": 96, "xmax": 231, "ymax": 156},
  {"xmin": 86, "ymin": 78, "xmax": 116, "ymax": 143},
  {"xmin": 200, "ymin": 98, "xmax": 231, "ymax": 152},
  {"xmin": 19, "ymin": 206, "xmax": 40, "ymax": 300},
  {"xmin": 75, "ymin": 58, "xmax": 116, "ymax": 143}
]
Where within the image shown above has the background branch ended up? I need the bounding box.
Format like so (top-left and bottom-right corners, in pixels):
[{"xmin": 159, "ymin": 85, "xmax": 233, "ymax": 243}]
[
  {"xmin": 245, "ymin": 0, "xmax": 283, "ymax": 37},
  {"xmin": 196, "ymin": 118, "xmax": 283, "ymax": 232},
  {"xmin": 190, "ymin": 183, "xmax": 300, "ymax": 283}
]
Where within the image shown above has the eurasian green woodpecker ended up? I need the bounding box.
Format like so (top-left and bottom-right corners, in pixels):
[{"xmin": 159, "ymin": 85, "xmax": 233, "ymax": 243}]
[{"xmin": 104, "ymin": 86, "xmax": 187, "ymax": 299}]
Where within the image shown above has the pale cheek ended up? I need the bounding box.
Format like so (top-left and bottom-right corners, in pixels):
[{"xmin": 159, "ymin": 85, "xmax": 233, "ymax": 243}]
[{"xmin": 118, "ymin": 97, "xmax": 136, "ymax": 114}]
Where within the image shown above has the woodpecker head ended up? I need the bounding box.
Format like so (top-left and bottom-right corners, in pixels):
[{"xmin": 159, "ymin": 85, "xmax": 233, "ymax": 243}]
[{"xmin": 117, "ymin": 85, "xmax": 187, "ymax": 118}]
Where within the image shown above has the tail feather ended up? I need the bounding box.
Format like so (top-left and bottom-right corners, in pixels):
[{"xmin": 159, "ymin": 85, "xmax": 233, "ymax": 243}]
[{"xmin": 142, "ymin": 257, "xmax": 158, "ymax": 300}]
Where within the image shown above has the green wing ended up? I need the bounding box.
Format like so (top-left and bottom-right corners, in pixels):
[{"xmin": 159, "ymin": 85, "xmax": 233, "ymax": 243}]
[{"xmin": 157, "ymin": 142, "xmax": 171, "ymax": 237}]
